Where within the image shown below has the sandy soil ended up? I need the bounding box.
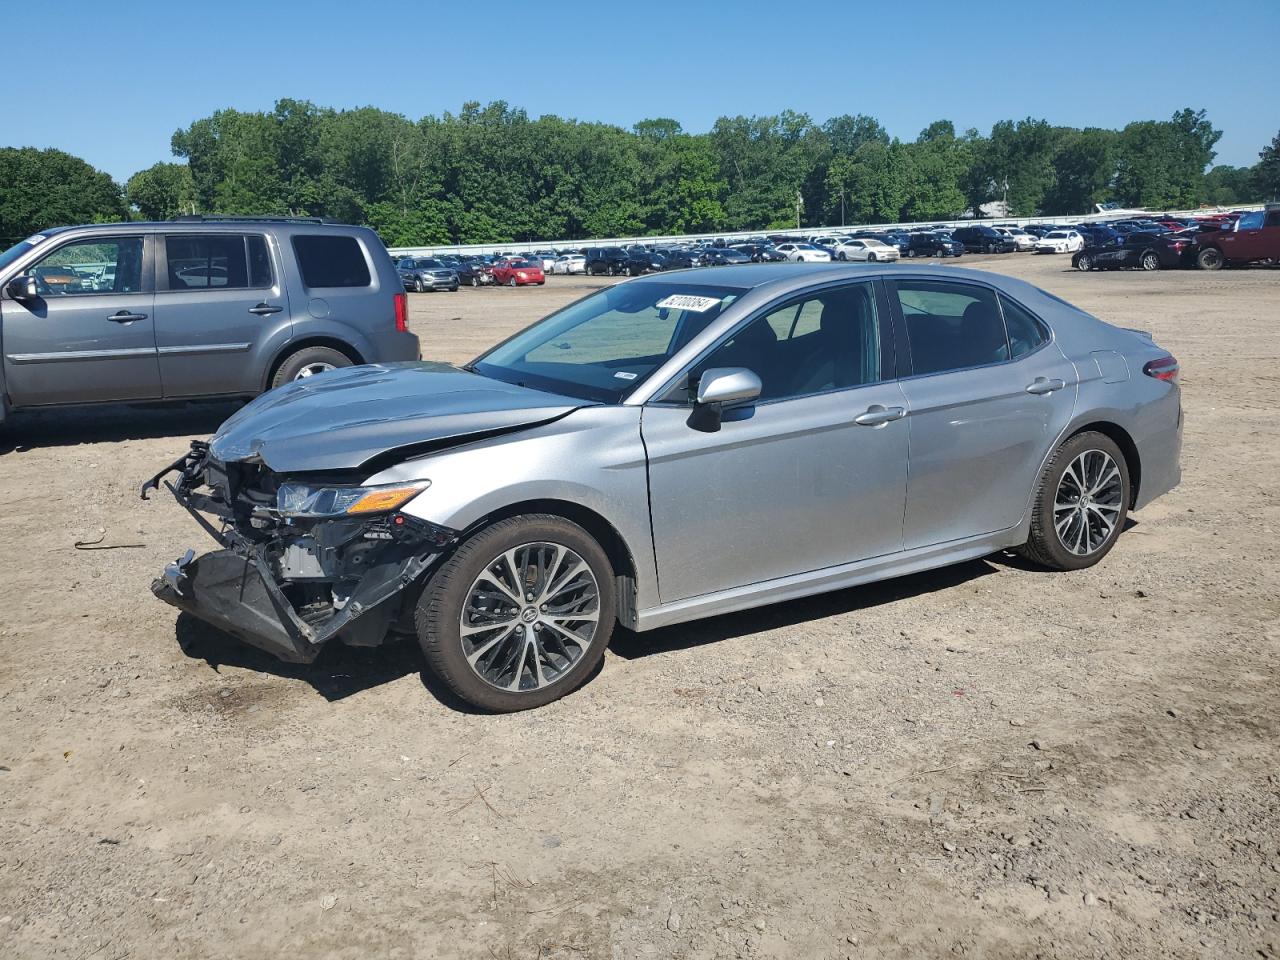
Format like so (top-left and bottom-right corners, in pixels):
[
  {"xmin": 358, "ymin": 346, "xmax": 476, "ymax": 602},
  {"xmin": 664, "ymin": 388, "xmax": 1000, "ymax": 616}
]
[{"xmin": 1, "ymin": 255, "xmax": 1278, "ymax": 960}]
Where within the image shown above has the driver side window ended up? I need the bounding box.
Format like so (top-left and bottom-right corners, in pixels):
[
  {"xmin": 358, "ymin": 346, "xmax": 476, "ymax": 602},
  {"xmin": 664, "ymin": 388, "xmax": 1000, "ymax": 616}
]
[
  {"xmin": 682, "ymin": 283, "xmax": 882, "ymax": 403},
  {"xmin": 32, "ymin": 237, "xmax": 144, "ymax": 296}
]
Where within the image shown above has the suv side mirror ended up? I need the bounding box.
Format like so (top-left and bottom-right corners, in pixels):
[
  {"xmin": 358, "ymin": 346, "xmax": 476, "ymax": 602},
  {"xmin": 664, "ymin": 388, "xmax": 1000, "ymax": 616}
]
[{"xmin": 5, "ymin": 275, "xmax": 37, "ymax": 301}]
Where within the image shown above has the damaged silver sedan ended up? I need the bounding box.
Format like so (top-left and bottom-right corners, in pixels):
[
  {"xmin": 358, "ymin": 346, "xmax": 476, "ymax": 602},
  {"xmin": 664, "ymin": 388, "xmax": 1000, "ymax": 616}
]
[{"xmin": 145, "ymin": 264, "xmax": 1182, "ymax": 711}]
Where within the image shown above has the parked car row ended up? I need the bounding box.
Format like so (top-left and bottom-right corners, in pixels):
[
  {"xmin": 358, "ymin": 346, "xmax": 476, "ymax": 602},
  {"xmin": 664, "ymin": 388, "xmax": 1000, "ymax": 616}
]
[{"xmin": 392, "ymin": 204, "xmax": 1277, "ymax": 286}]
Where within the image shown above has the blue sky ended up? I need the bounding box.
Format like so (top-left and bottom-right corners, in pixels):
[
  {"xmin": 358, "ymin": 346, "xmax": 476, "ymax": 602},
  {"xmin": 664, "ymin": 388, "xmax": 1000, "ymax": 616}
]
[{"xmin": 8, "ymin": 0, "xmax": 1277, "ymax": 182}]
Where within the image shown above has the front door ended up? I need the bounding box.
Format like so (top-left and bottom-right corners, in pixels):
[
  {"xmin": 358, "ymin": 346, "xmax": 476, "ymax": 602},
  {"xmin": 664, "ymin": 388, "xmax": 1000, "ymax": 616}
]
[
  {"xmin": 886, "ymin": 278, "xmax": 1078, "ymax": 550},
  {"xmin": 152, "ymin": 233, "xmax": 287, "ymax": 398},
  {"xmin": 1, "ymin": 234, "xmax": 158, "ymax": 406},
  {"xmin": 642, "ymin": 281, "xmax": 908, "ymax": 603}
]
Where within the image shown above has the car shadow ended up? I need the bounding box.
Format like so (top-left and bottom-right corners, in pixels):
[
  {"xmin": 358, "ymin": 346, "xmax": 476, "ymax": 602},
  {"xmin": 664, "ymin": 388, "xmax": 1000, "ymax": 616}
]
[
  {"xmin": 0, "ymin": 400, "xmax": 243, "ymax": 455},
  {"xmin": 610, "ymin": 557, "xmax": 999, "ymax": 660},
  {"xmin": 175, "ymin": 612, "xmax": 511, "ymax": 712}
]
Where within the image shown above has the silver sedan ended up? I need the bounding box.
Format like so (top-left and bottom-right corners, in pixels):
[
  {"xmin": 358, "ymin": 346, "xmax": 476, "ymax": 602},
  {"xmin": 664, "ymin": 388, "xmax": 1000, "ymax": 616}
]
[{"xmin": 150, "ymin": 263, "xmax": 1182, "ymax": 712}]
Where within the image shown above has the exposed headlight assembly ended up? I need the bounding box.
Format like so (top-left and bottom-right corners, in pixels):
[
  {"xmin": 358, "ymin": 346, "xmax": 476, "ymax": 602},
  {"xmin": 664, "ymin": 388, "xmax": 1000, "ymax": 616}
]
[{"xmin": 276, "ymin": 480, "xmax": 430, "ymax": 518}]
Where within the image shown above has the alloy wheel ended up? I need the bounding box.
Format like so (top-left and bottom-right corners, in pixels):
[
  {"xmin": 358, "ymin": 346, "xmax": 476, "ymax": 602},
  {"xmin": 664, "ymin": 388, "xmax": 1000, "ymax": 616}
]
[
  {"xmin": 1141, "ymin": 252, "xmax": 1160, "ymax": 271},
  {"xmin": 458, "ymin": 541, "xmax": 600, "ymax": 693},
  {"xmin": 1054, "ymin": 449, "xmax": 1124, "ymax": 556},
  {"xmin": 294, "ymin": 362, "xmax": 335, "ymax": 380}
]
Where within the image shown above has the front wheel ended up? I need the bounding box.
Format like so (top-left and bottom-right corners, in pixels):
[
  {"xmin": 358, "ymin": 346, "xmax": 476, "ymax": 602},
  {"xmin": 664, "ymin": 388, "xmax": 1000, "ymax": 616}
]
[
  {"xmin": 1076, "ymin": 253, "xmax": 1093, "ymax": 272},
  {"xmin": 1018, "ymin": 431, "xmax": 1130, "ymax": 571},
  {"xmin": 471, "ymin": 275, "xmax": 479, "ymax": 287},
  {"xmin": 906, "ymin": 249, "xmax": 916, "ymax": 258},
  {"xmin": 1197, "ymin": 247, "xmax": 1224, "ymax": 271},
  {"xmin": 414, "ymin": 277, "xmax": 424, "ymax": 293},
  {"xmin": 415, "ymin": 514, "xmax": 616, "ymax": 712},
  {"xmin": 867, "ymin": 253, "xmax": 877, "ymax": 262},
  {"xmin": 508, "ymin": 277, "xmax": 517, "ymax": 287}
]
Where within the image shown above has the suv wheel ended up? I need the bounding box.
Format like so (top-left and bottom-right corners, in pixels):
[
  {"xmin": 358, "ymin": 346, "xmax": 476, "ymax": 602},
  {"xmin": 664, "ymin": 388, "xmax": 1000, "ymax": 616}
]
[
  {"xmin": 1018, "ymin": 431, "xmax": 1130, "ymax": 571},
  {"xmin": 271, "ymin": 346, "xmax": 352, "ymax": 389},
  {"xmin": 414, "ymin": 277, "xmax": 425, "ymax": 292},
  {"xmin": 906, "ymin": 248, "xmax": 916, "ymax": 258},
  {"xmin": 415, "ymin": 514, "xmax": 615, "ymax": 712},
  {"xmin": 1197, "ymin": 247, "xmax": 1224, "ymax": 271}
]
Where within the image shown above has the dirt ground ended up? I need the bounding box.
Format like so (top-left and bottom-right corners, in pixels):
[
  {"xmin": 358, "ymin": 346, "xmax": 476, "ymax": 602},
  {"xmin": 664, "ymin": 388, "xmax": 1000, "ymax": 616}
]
[{"xmin": 1, "ymin": 254, "xmax": 1278, "ymax": 960}]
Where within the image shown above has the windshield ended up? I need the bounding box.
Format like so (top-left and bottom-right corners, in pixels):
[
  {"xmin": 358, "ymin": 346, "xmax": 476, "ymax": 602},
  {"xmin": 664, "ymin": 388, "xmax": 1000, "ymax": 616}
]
[
  {"xmin": 0, "ymin": 236, "xmax": 43, "ymax": 274},
  {"xmin": 1046, "ymin": 232, "xmax": 1067, "ymax": 239},
  {"xmin": 474, "ymin": 281, "xmax": 745, "ymax": 403}
]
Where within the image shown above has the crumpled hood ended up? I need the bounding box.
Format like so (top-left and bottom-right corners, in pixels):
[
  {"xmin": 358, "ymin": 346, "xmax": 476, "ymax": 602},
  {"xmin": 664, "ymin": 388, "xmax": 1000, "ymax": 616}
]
[{"xmin": 210, "ymin": 361, "xmax": 586, "ymax": 473}]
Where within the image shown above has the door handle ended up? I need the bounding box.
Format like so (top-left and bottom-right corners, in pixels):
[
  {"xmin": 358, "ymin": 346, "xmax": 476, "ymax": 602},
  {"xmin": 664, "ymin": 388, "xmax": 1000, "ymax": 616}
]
[
  {"xmin": 854, "ymin": 404, "xmax": 906, "ymax": 427},
  {"xmin": 248, "ymin": 302, "xmax": 283, "ymax": 316},
  {"xmin": 1025, "ymin": 377, "xmax": 1065, "ymax": 395},
  {"xmin": 107, "ymin": 310, "xmax": 147, "ymax": 323}
]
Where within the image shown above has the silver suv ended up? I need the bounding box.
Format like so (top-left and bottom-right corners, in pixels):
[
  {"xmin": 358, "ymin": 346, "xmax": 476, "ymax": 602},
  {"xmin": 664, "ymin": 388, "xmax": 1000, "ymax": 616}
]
[{"xmin": 0, "ymin": 216, "xmax": 419, "ymax": 423}]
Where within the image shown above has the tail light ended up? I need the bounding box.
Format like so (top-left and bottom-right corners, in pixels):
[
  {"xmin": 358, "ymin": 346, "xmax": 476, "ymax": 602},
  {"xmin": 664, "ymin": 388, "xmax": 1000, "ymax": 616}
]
[
  {"xmin": 1143, "ymin": 356, "xmax": 1179, "ymax": 383},
  {"xmin": 393, "ymin": 292, "xmax": 407, "ymax": 333}
]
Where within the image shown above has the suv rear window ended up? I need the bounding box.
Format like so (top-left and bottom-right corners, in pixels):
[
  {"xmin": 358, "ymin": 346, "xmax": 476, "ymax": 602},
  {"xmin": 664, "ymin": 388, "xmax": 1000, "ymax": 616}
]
[{"xmin": 291, "ymin": 235, "xmax": 371, "ymax": 288}]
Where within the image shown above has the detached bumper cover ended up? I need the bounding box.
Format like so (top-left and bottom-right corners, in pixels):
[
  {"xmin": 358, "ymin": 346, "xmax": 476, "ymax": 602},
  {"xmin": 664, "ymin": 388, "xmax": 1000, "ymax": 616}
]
[{"xmin": 146, "ymin": 441, "xmax": 459, "ymax": 663}]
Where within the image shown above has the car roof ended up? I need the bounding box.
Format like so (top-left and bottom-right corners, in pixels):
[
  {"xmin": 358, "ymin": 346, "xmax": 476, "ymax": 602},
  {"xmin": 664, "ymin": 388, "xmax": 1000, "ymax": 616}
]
[{"xmin": 626, "ymin": 261, "xmax": 1036, "ymax": 297}]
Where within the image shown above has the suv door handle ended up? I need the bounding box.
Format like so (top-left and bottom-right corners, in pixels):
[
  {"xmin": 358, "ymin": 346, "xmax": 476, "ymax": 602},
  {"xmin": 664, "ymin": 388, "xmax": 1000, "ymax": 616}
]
[
  {"xmin": 854, "ymin": 404, "xmax": 906, "ymax": 427},
  {"xmin": 107, "ymin": 310, "xmax": 147, "ymax": 323},
  {"xmin": 248, "ymin": 302, "xmax": 283, "ymax": 316},
  {"xmin": 1025, "ymin": 377, "xmax": 1065, "ymax": 395}
]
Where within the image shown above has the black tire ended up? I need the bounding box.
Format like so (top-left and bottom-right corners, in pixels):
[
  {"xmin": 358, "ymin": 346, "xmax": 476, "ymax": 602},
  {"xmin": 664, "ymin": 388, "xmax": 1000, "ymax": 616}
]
[
  {"xmin": 838, "ymin": 252, "xmax": 846, "ymax": 261},
  {"xmin": 906, "ymin": 248, "xmax": 916, "ymax": 258},
  {"xmin": 1197, "ymin": 247, "xmax": 1224, "ymax": 271},
  {"xmin": 1076, "ymin": 253, "xmax": 1093, "ymax": 272},
  {"xmin": 508, "ymin": 276, "xmax": 517, "ymax": 288},
  {"xmin": 868, "ymin": 253, "xmax": 877, "ymax": 262},
  {"xmin": 415, "ymin": 514, "xmax": 616, "ymax": 712},
  {"xmin": 414, "ymin": 277, "xmax": 424, "ymax": 292},
  {"xmin": 1018, "ymin": 431, "xmax": 1130, "ymax": 571},
  {"xmin": 471, "ymin": 275, "xmax": 479, "ymax": 287},
  {"xmin": 449, "ymin": 284, "xmax": 458, "ymax": 292},
  {"xmin": 270, "ymin": 345, "xmax": 352, "ymax": 390},
  {"xmin": 1140, "ymin": 251, "xmax": 1161, "ymax": 272}
]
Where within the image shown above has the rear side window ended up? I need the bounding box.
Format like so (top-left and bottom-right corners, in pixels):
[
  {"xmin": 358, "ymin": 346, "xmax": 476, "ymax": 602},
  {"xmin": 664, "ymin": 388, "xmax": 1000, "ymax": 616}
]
[
  {"xmin": 292, "ymin": 235, "xmax": 371, "ymax": 288},
  {"xmin": 893, "ymin": 280, "xmax": 1009, "ymax": 375},
  {"xmin": 164, "ymin": 234, "xmax": 272, "ymax": 290},
  {"xmin": 999, "ymin": 294, "xmax": 1050, "ymax": 359}
]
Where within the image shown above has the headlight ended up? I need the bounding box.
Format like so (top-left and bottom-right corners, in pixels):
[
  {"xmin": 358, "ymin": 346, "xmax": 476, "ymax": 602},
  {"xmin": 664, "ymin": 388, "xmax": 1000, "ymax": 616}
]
[
  {"xmin": 276, "ymin": 480, "xmax": 430, "ymax": 518},
  {"xmin": 517, "ymin": 271, "xmax": 527, "ymax": 278}
]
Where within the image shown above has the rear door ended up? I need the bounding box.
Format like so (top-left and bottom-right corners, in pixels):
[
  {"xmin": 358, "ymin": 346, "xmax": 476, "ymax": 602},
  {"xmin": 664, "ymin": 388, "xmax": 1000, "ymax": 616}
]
[
  {"xmin": 1, "ymin": 233, "xmax": 159, "ymax": 406},
  {"xmin": 152, "ymin": 232, "xmax": 287, "ymax": 397},
  {"xmin": 887, "ymin": 278, "xmax": 1077, "ymax": 550}
]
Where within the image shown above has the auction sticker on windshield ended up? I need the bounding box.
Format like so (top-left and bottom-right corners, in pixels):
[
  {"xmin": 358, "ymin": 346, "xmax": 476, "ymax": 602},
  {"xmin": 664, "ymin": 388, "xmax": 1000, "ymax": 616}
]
[{"xmin": 656, "ymin": 294, "xmax": 723, "ymax": 313}]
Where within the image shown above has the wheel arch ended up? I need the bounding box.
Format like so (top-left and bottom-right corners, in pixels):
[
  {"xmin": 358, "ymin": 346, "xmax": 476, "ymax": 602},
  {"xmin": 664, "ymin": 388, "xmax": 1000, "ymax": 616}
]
[
  {"xmin": 263, "ymin": 337, "xmax": 365, "ymax": 391},
  {"xmin": 1066, "ymin": 420, "xmax": 1141, "ymax": 507},
  {"xmin": 455, "ymin": 498, "xmax": 641, "ymax": 628}
]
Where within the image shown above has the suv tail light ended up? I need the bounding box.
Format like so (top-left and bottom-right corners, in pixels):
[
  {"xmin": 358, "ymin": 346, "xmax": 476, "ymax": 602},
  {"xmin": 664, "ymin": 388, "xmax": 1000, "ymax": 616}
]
[
  {"xmin": 393, "ymin": 292, "xmax": 407, "ymax": 333},
  {"xmin": 1143, "ymin": 356, "xmax": 1179, "ymax": 383}
]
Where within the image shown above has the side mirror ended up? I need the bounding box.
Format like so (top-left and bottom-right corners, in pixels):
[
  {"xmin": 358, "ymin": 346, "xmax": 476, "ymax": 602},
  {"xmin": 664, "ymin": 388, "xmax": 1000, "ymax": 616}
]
[
  {"xmin": 696, "ymin": 367, "xmax": 762, "ymax": 406},
  {"xmin": 5, "ymin": 275, "xmax": 37, "ymax": 301}
]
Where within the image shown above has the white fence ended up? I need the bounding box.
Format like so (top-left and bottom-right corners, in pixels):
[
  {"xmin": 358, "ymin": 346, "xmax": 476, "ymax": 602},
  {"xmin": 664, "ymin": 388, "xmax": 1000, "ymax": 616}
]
[{"xmin": 387, "ymin": 204, "xmax": 1264, "ymax": 259}]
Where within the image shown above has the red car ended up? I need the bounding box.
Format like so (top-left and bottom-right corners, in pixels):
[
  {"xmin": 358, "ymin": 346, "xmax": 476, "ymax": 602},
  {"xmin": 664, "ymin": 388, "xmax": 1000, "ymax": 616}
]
[{"xmin": 490, "ymin": 257, "xmax": 545, "ymax": 287}]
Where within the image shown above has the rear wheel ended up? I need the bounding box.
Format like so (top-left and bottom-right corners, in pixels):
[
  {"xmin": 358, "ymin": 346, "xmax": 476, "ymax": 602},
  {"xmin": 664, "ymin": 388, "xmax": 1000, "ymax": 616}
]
[
  {"xmin": 415, "ymin": 514, "xmax": 615, "ymax": 712},
  {"xmin": 1141, "ymin": 251, "xmax": 1161, "ymax": 271},
  {"xmin": 1018, "ymin": 431, "xmax": 1130, "ymax": 571},
  {"xmin": 1197, "ymin": 247, "xmax": 1223, "ymax": 271},
  {"xmin": 270, "ymin": 346, "xmax": 352, "ymax": 390}
]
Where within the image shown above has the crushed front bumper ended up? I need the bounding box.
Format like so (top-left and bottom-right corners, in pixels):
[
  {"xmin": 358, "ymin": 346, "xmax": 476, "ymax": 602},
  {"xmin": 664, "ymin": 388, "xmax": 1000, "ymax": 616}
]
[{"xmin": 144, "ymin": 443, "xmax": 458, "ymax": 663}]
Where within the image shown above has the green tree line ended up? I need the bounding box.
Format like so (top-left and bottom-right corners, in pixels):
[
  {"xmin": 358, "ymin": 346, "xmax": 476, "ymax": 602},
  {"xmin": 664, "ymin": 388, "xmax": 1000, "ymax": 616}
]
[{"xmin": 3, "ymin": 101, "xmax": 1278, "ymax": 246}]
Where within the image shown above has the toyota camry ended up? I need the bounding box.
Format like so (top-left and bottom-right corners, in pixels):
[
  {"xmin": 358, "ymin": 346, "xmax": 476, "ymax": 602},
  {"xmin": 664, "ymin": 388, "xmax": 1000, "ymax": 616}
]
[{"xmin": 145, "ymin": 264, "xmax": 1181, "ymax": 712}]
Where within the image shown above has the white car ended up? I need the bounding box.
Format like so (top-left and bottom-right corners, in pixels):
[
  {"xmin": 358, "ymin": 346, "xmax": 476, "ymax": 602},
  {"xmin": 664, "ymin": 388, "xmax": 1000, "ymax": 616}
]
[
  {"xmin": 1035, "ymin": 230, "xmax": 1084, "ymax": 254},
  {"xmin": 833, "ymin": 238, "xmax": 900, "ymax": 262},
  {"xmin": 996, "ymin": 227, "xmax": 1037, "ymax": 252},
  {"xmin": 531, "ymin": 251, "xmax": 558, "ymax": 271},
  {"xmin": 552, "ymin": 254, "xmax": 586, "ymax": 274},
  {"xmin": 775, "ymin": 242, "xmax": 832, "ymax": 263}
]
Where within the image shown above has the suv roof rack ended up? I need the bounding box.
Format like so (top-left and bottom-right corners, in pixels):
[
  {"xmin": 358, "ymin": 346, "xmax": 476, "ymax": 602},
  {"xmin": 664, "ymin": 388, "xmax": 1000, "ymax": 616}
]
[{"xmin": 168, "ymin": 214, "xmax": 346, "ymax": 225}]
